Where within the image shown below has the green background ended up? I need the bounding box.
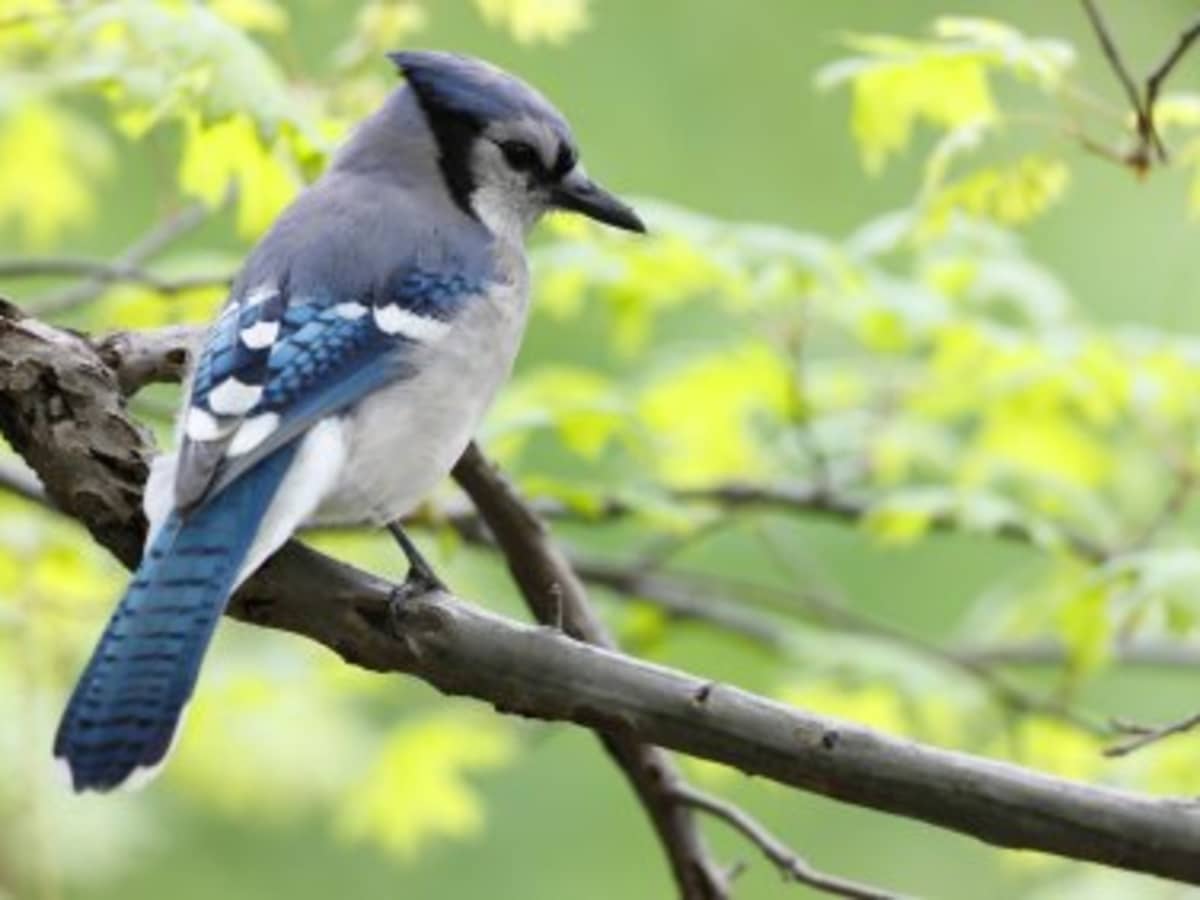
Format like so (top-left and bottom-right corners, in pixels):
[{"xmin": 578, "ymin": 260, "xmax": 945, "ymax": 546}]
[{"xmin": 14, "ymin": 1, "xmax": 1200, "ymax": 898}]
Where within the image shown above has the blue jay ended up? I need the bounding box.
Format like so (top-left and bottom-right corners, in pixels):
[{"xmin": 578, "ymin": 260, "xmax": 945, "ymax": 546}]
[{"xmin": 54, "ymin": 51, "xmax": 644, "ymax": 792}]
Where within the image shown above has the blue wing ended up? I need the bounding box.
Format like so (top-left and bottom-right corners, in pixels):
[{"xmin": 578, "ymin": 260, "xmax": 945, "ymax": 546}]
[{"xmin": 175, "ymin": 267, "xmax": 484, "ymax": 509}]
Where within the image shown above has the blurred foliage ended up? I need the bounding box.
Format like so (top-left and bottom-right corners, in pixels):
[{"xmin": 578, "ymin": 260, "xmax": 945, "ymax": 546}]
[{"xmin": 4, "ymin": 3, "xmax": 1200, "ymax": 899}]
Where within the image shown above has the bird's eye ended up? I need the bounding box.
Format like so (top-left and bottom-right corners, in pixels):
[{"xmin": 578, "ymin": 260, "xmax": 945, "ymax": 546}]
[{"xmin": 499, "ymin": 140, "xmax": 542, "ymax": 173}]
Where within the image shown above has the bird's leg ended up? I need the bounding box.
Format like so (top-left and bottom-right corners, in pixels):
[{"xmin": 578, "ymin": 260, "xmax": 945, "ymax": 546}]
[{"xmin": 386, "ymin": 522, "xmax": 448, "ymax": 604}]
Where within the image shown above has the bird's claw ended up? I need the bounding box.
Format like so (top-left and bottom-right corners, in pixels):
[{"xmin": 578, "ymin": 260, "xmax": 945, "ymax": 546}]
[{"xmin": 387, "ymin": 566, "xmax": 446, "ymax": 638}]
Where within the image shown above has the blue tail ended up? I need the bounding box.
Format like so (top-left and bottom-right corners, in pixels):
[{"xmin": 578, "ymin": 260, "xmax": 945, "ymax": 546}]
[{"xmin": 54, "ymin": 446, "xmax": 297, "ymax": 792}]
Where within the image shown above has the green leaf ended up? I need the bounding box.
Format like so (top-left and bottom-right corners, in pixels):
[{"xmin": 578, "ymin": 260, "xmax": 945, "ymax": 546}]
[
  {"xmin": 919, "ymin": 155, "xmax": 1070, "ymax": 237},
  {"xmin": 638, "ymin": 344, "xmax": 792, "ymax": 486},
  {"xmin": 178, "ymin": 112, "xmax": 301, "ymax": 238},
  {"xmin": 69, "ymin": 0, "xmax": 304, "ymax": 135},
  {"xmin": 487, "ymin": 366, "xmax": 632, "ymax": 461},
  {"xmin": 819, "ymin": 17, "xmax": 1073, "ymax": 173},
  {"xmin": 337, "ymin": 712, "xmax": 515, "ymax": 860},
  {"xmin": 474, "ymin": 0, "xmax": 589, "ymax": 45},
  {"xmin": 0, "ymin": 101, "xmax": 112, "ymax": 245}
]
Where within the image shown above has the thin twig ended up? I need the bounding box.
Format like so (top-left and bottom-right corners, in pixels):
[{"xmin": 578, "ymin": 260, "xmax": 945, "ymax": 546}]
[
  {"xmin": 0, "ymin": 257, "xmax": 230, "ymax": 297},
  {"xmin": 1105, "ymin": 712, "xmax": 1200, "ymax": 758},
  {"xmin": 673, "ymin": 481, "xmax": 1111, "ymax": 563},
  {"xmin": 1144, "ymin": 14, "xmax": 1200, "ymax": 135},
  {"xmin": 753, "ymin": 528, "xmax": 1109, "ymax": 735},
  {"xmin": 1080, "ymin": 0, "xmax": 1145, "ymax": 121},
  {"xmin": 33, "ymin": 201, "xmax": 215, "ymax": 314},
  {"xmin": 669, "ymin": 785, "xmax": 907, "ymax": 900},
  {"xmin": 958, "ymin": 639, "xmax": 1200, "ymax": 670},
  {"xmin": 571, "ymin": 559, "xmax": 792, "ymax": 650},
  {"xmin": 1078, "ymin": 2, "xmax": 1200, "ymax": 170},
  {"xmin": 1122, "ymin": 456, "xmax": 1196, "ymax": 552}
]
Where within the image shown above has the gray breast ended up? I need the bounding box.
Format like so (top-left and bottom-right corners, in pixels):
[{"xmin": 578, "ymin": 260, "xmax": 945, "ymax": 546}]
[{"xmin": 314, "ymin": 261, "xmax": 530, "ymax": 526}]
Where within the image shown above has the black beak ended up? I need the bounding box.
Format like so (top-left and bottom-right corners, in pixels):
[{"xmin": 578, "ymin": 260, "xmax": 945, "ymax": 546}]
[{"xmin": 551, "ymin": 168, "xmax": 646, "ymax": 234}]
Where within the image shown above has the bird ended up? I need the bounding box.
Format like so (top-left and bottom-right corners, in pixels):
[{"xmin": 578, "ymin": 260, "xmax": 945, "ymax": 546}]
[{"xmin": 54, "ymin": 50, "xmax": 645, "ymax": 793}]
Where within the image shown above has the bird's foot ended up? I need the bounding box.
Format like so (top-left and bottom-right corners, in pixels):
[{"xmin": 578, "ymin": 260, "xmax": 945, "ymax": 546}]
[
  {"xmin": 386, "ymin": 521, "xmax": 448, "ymax": 601},
  {"xmin": 387, "ymin": 563, "xmax": 449, "ymax": 640},
  {"xmin": 384, "ymin": 522, "xmax": 449, "ymax": 638}
]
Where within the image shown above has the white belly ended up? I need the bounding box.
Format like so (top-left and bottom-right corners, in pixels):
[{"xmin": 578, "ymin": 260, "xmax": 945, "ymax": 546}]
[{"xmin": 312, "ymin": 276, "xmax": 529, "ymax": 526}]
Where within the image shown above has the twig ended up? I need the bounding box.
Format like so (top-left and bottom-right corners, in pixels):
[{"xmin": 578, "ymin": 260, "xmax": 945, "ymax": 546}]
[
  {"xmin": 1080, "ymin": 0, "xmax": 1145, "ymax": 125},
  {"xmin": 1079, "ymin": 0, "xmax": 1166, "ymax": 166},
  {"xmin": 1121, "ymin": 457, "xmax": 1197, "ymax": 552},
  {"xmin": 571, "ymin": 559, "xmax": 791, "ymax": 650},
  {"xmin": 1105, "ymin": 711, "xmax": 1200, "ymax": 758},
  {"xmin": 672, "ymin": 482, "xmax": 1111, "ymax": 563},
  {"xmin": 1144, "ymin": 14, "xmax": 1200, "ymax": 135},
  {"xmin": 0, "ymin": 257, "xmax": 231, "ymax": 298},
  {"xmin": 669, "ymin": 785, "xmax": 906, "ymax": 900},
  {"xmin": 452, "ymin": 444, "xmax": 730, "ymax": 900},
  {"xmin": 5, "ymin": 317, "xmax": 1200, "ymax": 884},
  {"xmin": 415, "ymin": 486, "xmax": 1109, "ymax": 727},
  {"xmin": 746, "ymin": 524, "xmax": 1110, "ymax": 734},
  {"xmin": 420, "ymin": 473, "xmax": 1110, "ymax": 565},
  {"xmin": 448, "ymin": 503, "xmax": 1106, "ymax": 735},
  {"xmin": 1079, "ymin": 2, "xmax": 1200, "ymax": 171},
  {"xmin": 33, "ymin": 202, "xmax": 214, "ymax": 315},
  {"xmin": 958, "ymin": 638, "xmax": 1200, "ymax": 670}
]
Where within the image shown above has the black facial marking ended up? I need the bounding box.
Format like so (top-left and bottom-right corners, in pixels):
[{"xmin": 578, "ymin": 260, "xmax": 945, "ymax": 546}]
[{"xmin": 408, "ymin": 95, "xmax": 482, "ymax": 218}]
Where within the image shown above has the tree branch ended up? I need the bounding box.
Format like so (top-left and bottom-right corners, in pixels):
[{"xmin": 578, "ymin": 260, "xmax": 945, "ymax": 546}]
[
  {"xmin": 668, "ymin": 784, "xmax": 906, "ymax": 900},
  {"xmin": 673, "ymin": 482, "xmax": 1110, "ymax": 563},
  {"xmin": 957, "ymin": 638, "xmax": 1200, "ymax": 670},
  {"xmin": 1080, "ymin": 2, "xmax": 1200, "ymax": 171},
  {"xmin": 4, "ymin": 313, "xmax": 1200, "ymax": 886},
  {"xmin": 1106, "ymin": 711, "xmax": 1200, "ymax": 758},
  {"xmin": 1144, "ymin": 14, "xmax": 1200, "ymax": 139},
  {"xmin": 0, "ymin": 257, "xmax": 231, "ymax": 299},
  {"xmin": 31, "ymin": 201, "xmax": 215, "ymax": 315},
  {"xmin": 452, "ymin": 444, "xmax": 732, "ymax": 900}
]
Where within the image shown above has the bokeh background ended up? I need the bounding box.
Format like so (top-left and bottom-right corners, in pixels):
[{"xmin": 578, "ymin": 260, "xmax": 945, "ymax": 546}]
[{"xmin": 4, "ymin": 1, "xmax": 1200, "ymax": 898}]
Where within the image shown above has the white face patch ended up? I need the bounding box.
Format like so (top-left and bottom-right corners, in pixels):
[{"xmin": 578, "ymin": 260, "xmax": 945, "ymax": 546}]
[
  {"xmin": 240, "ymin": 320, "xmax": 280, "ymax": 350},
  {"xmin": 373, "ymin": 305, "xmax": 450, "ymax": 343},
  {"xmin": 206, "ymin": 377, "xmax": 263, "ymax": 416},
  {"xmin": 334, "ymin": 302, "xmax": 369, "ymax": 320},
  {"xmin": 185, "ymin": 407, "xmax": 223, "ymax": 442},
  {"xmin": 227, "ymin": 413, "xmax": 280, "ymax": 457},
  {"xmin": 468, "ymin": 122, "xmax": 559, "ymax": 240}
]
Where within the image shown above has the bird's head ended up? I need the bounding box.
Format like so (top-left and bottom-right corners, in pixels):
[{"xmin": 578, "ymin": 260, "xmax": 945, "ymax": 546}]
[{"xmin": 389, "ymin": 50, "xmax": 645, "ymax": 240}]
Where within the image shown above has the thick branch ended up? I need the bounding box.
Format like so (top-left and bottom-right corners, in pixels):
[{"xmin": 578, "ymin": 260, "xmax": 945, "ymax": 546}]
[
  {"xmin": 238, "ymin": 554, "xmax": 1200, "ymax": 886},
  {"xmin": 4, "ymin": 313, "xmax": 1200, "ymax": 885}
]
